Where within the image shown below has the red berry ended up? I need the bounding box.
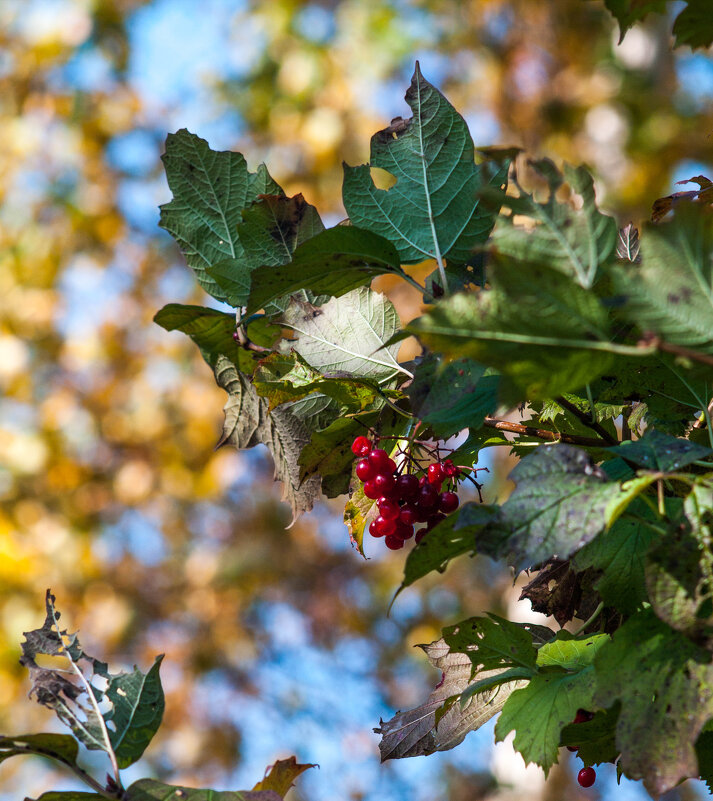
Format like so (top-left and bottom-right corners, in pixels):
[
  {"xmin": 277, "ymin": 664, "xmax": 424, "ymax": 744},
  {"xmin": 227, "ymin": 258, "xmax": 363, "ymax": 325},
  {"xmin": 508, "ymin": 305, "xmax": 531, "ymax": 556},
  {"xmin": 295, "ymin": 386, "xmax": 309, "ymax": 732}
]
[
  {"xmin": 394, "ymin": 521, "xmax": 414, "ymax": 540},
  {"xmin": 368, "ymin": 448, "xmax": 391, "ymax": 471},
  {"xmin": 428, "ymin": 462, "xmax": 445, "ymax": 485},
  {"xmin": 374, "ymin": 472, "xmax": 396, "ymax": 496},
  {"xmin": 396, "ymin": 474, "xmax": 419, "ymax": 500},
  {"xmin": 385, "ymin": 457, "xmax": 397, "ymax": 474},
  {"xmin": 369, "ymin": 520, "xmax": 384, "ymax": 538},
  {"xmin": 356, "ymin": 459, "xmax": 375, "ymax": 481},
  {"xmin": 363, "ymin": 480, "xmax": 380, "ymax": 500},
  {"xmin": 574, "ymin": 710, "xmax": 594, "ymax": 724},
  {"xmin": 566, "ymin": 745, "xmax": 578, "ymax": 752},
  {"xmin": 439, "ymin": 491, "xmax": 459, "ymax": 514},
  {"xmin": 399, "ymin": 506, "xmax": 417, "ymax": 526},
  {"xmin": 414, "ymin": 528, "xmax": 427, "ymax": 544},
  {"xmin": 384, "ymin": 534, "xmax": 405, "ymax": 550},
  {"xmin": 415, "ymin": 505, "xmax": 431, "ymax": 523},
  {"xmin": 418, "ymin": 485, "xmax": 439, "ymax": 509},
  {"xmin": 419, "ymin": 475, "xmax": 428, "ymax": 488},
  {"xmin": 351, "ymin": 436, "xmax": 371, "ymax": 456},
  {"xmin": 232, "ymin": 331, "xmax": 240, "ymax": 342},
  {"xmin": 442, "ymin": 459, "xmax": 458, "ymax": 477},
  {"xmin": 577, "ymin": 767, "xmax": 596, "ymax": 788},
  {"xmin": 378, "ymin": 497, "xmax": 400, "ymax": 520},
  {"xmin": 374, "ymin": 515, "xmax": 396, "ymax": 536}
]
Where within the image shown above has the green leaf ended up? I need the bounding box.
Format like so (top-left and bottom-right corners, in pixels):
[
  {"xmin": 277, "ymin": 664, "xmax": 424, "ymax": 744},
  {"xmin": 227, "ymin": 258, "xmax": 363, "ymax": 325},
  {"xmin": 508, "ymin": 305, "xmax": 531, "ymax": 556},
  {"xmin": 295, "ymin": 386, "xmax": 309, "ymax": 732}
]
[
  {"xmin": 126, "ymin": 779, "xmax": 281, "ymax": 801},
  {"xmin": 214, "ymin": 356, "xmax": 322, "ymax": 520},
  {"xmin": 342, "ymin": 63, "xmax": 506, "ymax": 269},
  {"xmin": 405, "ymin": 356, "xmax": 499, "ymax": 438},
  {"xmin": 613, "ymin": 205, "xmax": 713, "ymax": 356},
  {"xmin": 281, "ymin": 287, "xmax": 404, "ymax": 383},
  {"xmin": 600, "ymin": 0, "xmax": 667, "ymax": 42},
  {"xmin": 536, "ymin": 632, "xmax": 609, "ymax": 670},
  {"xmin": 343, "ymin": 464, "xmax": 376, "ymax": 555},
  {"xmin": 0, "ymin": 733, "xmax": 79, "ymax": 768},
  {"xmin": 460, "ymin": 667, "xmax": 534, "ymax": 705},
  {"xmin": 105, "ymin": 655, "xmax": 164, "ymax": 769},
  {"xmin": 572, "ymin": 499, "xmax": 660, "ymax": 616},
  {"xmin": 672, "ymin": 0, "xmax": 713, "ymax": 49},
  {"xmin": 489, "ymin": 161, "xmax": 617, "ymax": 289},
  {"xmin": 25, "ymin": 794, "xmax": 103, "ymax": 801},
  {"xmin": 594, "ymin": 609, "xmax": 713, "ymax": 795},
  {"xmin": 442, "ymin": 614, "xmax": 539, "ymax": 674},
  {"xmin": 488, "ymin": 444, "xmax": 655, "ymax": 571},
  {"xmin": 247, "ymin": 226, "xmax": 405, "ymax": 314},
  {"xmin": 404, "ymin": 261, "xmax": 617, "ymax": 400},
  {"xmin": 611, "ymin": 428, "xmax": 713, "ymax": 472},
  {"xmin": 494, "ymin": 633, "xmax": 603, "ymax": 774},
  {"xmin": 375, "ymin": 638, "xmax": 523, "ymax": 760},
  {"xmin": 559, "ymin": 705, "xmax": 620, "ymax": 767},
  {"xmin": 696, "ymin": 722, "xmax": 713, "ymax": 793},
  {"xmin": 159, "ymin": 129, "xmax": 282, "ymax": 304},
  {"xmin": 398, "ymin": 503, "xmax": 500, "ymax": 590}
]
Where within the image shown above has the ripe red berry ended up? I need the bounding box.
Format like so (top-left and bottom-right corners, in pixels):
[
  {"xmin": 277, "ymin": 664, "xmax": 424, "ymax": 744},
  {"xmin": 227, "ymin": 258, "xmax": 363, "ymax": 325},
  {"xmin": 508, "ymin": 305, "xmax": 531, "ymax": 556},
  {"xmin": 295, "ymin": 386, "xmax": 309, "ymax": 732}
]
[
  {"xmin": 396, "ymin": 474, "xmax": 419, "ymax": 500},
  {"xmin": 374, "ymin": 515, "xmax": 396, "ymax": 536},
  {"xmin": 368, "ymin": 448, "xmax": 391, "ymax": 471},
  {"xmin": 378, "ymin": 497, "xmax": 400, "ymax": 520},
  {"xmin": 385, "ymin": 457, "xmax": 397, "ymax": 474},
  {"xmin": 355, "ymin": 459, "xmax": 375, "ymax": 481},
  {"xmin": 439, "ymin": 491, "xmax": 459, "ymax": 514},
  {"xmin": 232, "ymin": 331, "xmax": 240, "ymax": 342},
  {"xmin": 384, "ymin": 534, "xmax": 404, "ymax": 550},
  {"xmin": 414, "ymin": 528, "xmax": 427, "ymax": 544},
  {"xmin": 566, "ymin": 745, "xmax": 578, "ymax": 752},
  {"xmin": 351, "ymin": 436, "xmax": 371, "ymax": 456},
  {"xmin": 399, "ymin": 506, "xmax": 417, "ymax": 526},
  {"xmin": 394, "ymin": 521, "xmax": 414, "ymax": 540},
  {"xmin": 577, "ymin": 767, "xmax": 596, "ymax": 788},
  {"xmin": 363, "ymin": 480, "xmax": 380, "ymax": 500},
  {"xmin": 369, "ymin": 520, "xmax": 384, "ymax": 538},
  {"xmin": 419, "ymin": 475, "xmax": 428, "ymax": 488},
  {"xmin": 574, "ymin": 710, "xmax": 594, "ymax": 724},
  {"xmin": 428, "ymin": 462, "xmax": 445, "ymax": 485},
  {"xmin": 418, "ymin": 485, "xmax": 439, "ymax": 509},
  {"xmin": 442, "ymin": 459, "xmax": 459, "ymax": 477},
  {"xmin": 373, "ymin": 472, "xmax": 396, "ymax": 496}
]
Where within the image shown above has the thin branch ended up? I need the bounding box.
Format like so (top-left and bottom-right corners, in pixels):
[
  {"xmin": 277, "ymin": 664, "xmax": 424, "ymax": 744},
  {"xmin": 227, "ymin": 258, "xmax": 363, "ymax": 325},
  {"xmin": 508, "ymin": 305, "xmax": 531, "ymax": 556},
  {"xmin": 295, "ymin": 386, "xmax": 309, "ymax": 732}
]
[
  {"xmin": 642, "ymin": 334, "xmax": 713, "ymax": 367},
  {"xmin": 555, "ymin": 396, "xmax": 618, "ymax": 446},
  {"xmin": 483, "ymin": 417, "xmax": 607, "ymax": 448}
]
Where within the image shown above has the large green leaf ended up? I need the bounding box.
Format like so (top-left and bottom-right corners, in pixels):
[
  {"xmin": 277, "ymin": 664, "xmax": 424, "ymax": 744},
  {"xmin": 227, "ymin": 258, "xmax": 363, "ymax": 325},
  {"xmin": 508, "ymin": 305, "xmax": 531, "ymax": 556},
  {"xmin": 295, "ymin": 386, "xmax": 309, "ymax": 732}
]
[
  {"xmin": 214, "ymin": 356, "xmax": 322, "ymax": 520},
  {"xmin": 611, "ymin": 428, "xmax": 713, "ymax": 472},
  {"xmin": 614, "ymin": 206, "xmax": 713, "ymax": 356},
  {"xmin": 404, "ymin": 260, "xmax": 618, "ymax": 400},
  {"xmin": 594, "ymin": 609, "xmax": 713, "ymax": 795},
  {"xmin": 159, "ymin": 129, "xmax": 282, "ymax": 304},
  {"xmin": 281, "ymin": 287, "xmax": 404, "ymax": 383},
  {"xmin": 494, "ymin": 633, "xmax": 605, "ymax": 774},
  {"xmin": 105, "ymin": 656, "xmax": 164, "ymax": 769},
  {"xmin": 127, "ymin": 780, "xmax": 280, "ymax": 801},
  {"xmin": 489, "ymin": 160, "xmax": 617, "ymax": 289},
  {"xmin": 246, "ymin": 226, "xmax": 405, "ymax": 314},
  {"xmin": 405, "ymin": 356, "xmax": 499, "ymax": 438},
  {"xmin": 342, "ymin": 63, "xmax": 506, "ymax": 271},
  {"xmin": 0, "ymin": 733, "xmax": 79, "ymax": 769},
  {"xmin": 442, "ymin": 614, "xmax": 539, "ymax": 674},
  {"xmin": 487, "ymin": 445, "xmax": 655, "ymax": 571}
]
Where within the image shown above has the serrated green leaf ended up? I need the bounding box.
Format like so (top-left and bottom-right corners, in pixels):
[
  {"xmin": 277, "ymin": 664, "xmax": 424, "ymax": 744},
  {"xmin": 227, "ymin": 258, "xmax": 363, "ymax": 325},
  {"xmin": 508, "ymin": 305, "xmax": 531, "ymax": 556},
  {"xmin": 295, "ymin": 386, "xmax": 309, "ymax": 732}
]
[
  {"xmin": 405, "ymin": 356, "xmax": 499, "ymax": 438},
  {"xmin": 214, "ymin": 356, "xmax": 322, "ymax": 520},
  {"xmin": 488, "ymin": 444, "xmax": 656, "ymax": 571},
  {"xmin": 495, "ymin": 633, "xmax": 603, "ymax": 775},
  {"xmin": 672, "ymin": 1, "xmax": 713, "ymax": 49},
  {"xmin": 489, "ymin": 161, "xmax": 617, "ymax": 289},
  {"xmin": 247, "ymin": 226, "xmax": 405, "ymax": 314},
  {"xmin": 572, "ymin": 499, "xmax": 660, "ymax": 616},
  {"xmin": 443, "ymin": 614, "xmax": 539, "ymax": 674},
  {"xmin": 696, "ymin": 725, "xmax": 713, "ymax": 793},
  {"xmin": 159, "ymin": 129, "xmax": 282, "ymax": 304},
  {"xmin": 343, "ymin": 63, "xmax": 506, "ymax": 270},
  {"xmin": 613, "ymin": 428, "xmax": 713, "ymax": 472},
  {"xmin": 126, "ymin": 779, "xmax": 281, "ymax": 801},
  {"xmin": 105, "ymin": 655, "xmax": 164, "ymax": 769},
  {"xmin": 281, "ymin": 287, "xmax": 404, "ymax": 383},
  {"xmin": 405, "ymin": 261, "xmax": 617, "ymax": 400},
  {"xmin": 559, "ymin": 705, "xmax": 620, "ymax": 767},
  {"xmin": 594, "ymin": 609, "xmax": 713, "ymax": 795},
  {"xmin": 398, "ymin": 503, "xmax": 501, "ymax": 591},
  {"xmin": 599, "ymin": 0, "xmax": 667, "ymax": 42}
]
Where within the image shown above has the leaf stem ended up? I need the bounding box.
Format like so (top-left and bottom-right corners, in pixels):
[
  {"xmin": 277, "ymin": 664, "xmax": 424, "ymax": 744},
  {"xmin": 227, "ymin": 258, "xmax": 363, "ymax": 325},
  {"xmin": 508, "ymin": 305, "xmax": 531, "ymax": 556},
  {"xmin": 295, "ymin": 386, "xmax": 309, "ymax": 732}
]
[
  {"xmin": 47, "ymin": 596, "xmax": 123, "ymax": 793},
  {"xmin": 483, "ymin": 417, "xmax": 607, "ymax": 448},
  {"xmin": 571, "ymin": 602, "xmax": 604, "ymax": 636}
]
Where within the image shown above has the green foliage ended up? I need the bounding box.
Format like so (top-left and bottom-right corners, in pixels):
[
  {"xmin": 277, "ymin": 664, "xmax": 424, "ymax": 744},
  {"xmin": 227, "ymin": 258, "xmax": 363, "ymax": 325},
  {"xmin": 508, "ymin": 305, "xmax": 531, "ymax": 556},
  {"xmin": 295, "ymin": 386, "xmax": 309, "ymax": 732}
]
[
  {"xmin": 599, "ymin": 0, "xmax": 713, "ymax": 49},
  {"xmin": 150, "ymin": 62, "xmax": 713, "ymax": 794}
]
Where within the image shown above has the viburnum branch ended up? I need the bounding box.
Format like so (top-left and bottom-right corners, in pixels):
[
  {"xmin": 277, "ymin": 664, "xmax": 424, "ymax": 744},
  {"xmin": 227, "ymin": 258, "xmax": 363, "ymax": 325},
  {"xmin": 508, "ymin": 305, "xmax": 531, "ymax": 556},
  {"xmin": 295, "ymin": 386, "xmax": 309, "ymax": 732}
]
[
  {"xmin": 640, "ymin": 333, "xmax": 713, "ymax": 367},
  {"xmin": 47, "ymin": 598, "xmax": 124, "ymax": 794},
  {"xmin": 483, "ymin": 417, "xmax": 606, "ymax": 447},
  {"xmin": 554, "ymin": 396, "xmax": 618, "ymax": 445}
]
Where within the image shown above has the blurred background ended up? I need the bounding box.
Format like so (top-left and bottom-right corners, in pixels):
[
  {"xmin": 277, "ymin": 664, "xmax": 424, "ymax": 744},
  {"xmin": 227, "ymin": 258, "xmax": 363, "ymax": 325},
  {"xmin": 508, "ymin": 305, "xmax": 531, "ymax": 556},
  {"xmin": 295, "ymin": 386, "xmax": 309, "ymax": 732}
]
[{"xmin": 0, "ymin": 1, "xmax": 712, "ymax": 799}]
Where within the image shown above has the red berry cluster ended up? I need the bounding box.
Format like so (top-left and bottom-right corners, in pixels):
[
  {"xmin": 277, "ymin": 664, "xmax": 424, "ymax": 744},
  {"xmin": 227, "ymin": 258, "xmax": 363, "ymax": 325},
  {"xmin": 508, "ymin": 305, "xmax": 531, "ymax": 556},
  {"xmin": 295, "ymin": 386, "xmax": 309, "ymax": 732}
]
[
  {"xmin": 351, "ymin": 435, "xmax": 461, "ymax": 551},
  {"xmin": 565, "ymin": 709, "xmax": 597, "ymax": 788}
]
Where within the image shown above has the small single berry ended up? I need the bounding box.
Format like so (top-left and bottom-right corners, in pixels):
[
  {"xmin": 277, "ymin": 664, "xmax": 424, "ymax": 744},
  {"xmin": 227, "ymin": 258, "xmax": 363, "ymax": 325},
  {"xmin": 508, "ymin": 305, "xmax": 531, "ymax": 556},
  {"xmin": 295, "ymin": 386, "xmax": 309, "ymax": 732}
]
[
  {"xmin": 574, "ymin": 710, "xmax": 594, "ymax": 724},
  {"xmin": 566, "ymin": 745, "xmax": 578, "ymax": 753},
  {"xmin": 428, "ymin": 462, "xmax": 445, "ymax": 485},
  {"xmin": 577, "ymin": 767, "xmax": 596, "ymax": 788},
  {"xmin": 418, "ymin": 485, "xmax": 439, "ymax": 509},
  {"xmin": 385, "ymin": 457, "xmax": 397, "ymax": 474},
  {"xmin": 374, "ymin": 515, "xmax": 396, "ymax": 536},
  {"xmin": 396, "ymin": 473, "xmax": 419, "ymax": 500},
  {"xmin": 414, "ymin": 528, "xmax": 427, "ymax": 544},
  {"xmin": 378, "ymin": 497, "xmax": 400, "ymax": 520},
  {"xmin": 384, "ymin": 534, "xmax": 404, "ymax": 550},
  {"xmin": 363, "ymin": 480, "xmax": 380, "ymax": 500},
  {"xmin": 368, "ymin": 448, "xmax": 391, "ymax": 471},
  {"xmin": 394, "ymin": 521, "xmax": 414, "ymax": 540},
  {"xmin": 439, "ymin": 491, "xmax": 459, "ymax": 514},
  {"xmin": 442, "ymin": 459, "xmax": 459, "ymax": 478},
  {"xmin": 232, "ymin": 331, "xmax": 240, "ymax": 342},
  {"xmin": 374, "ymin": 472, "xmax": 396, "ymax": 496},
  {"xmin": 356, "ymin": 459, "xmax": 375, "ymax": 482},
  {"xmin": 419, "ymin": 475, "xmax": 428, "ymax": 488},
  {"xmin": 369, "ymin": 520, "xmax": 384, "ymax": 538},
  {"xmin": 351, "ymin": 436, "xmax": 371, "ymax": 456},
  {"xmin": 399, "ymin": 506, "xmax": 417, "ymax": 526}
]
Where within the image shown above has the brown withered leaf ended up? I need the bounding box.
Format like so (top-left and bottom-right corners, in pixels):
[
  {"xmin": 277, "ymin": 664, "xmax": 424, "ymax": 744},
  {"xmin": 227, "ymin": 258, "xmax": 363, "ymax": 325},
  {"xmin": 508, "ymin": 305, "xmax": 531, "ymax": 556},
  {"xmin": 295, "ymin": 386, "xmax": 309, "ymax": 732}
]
[
  {"xmin": 651, "ymin": 175, "xmax": 713, "ymax": 222},
  {"xmin": 616, "ymin": 223, "xmax": 640, "ymax": 263},
  {"xmin": 252, "ymin": 756, "xmax": 316, "ymax": 797},
  {"xmin": 519, "ymin": 558, "xmax": 601, "ymax": 626}
]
